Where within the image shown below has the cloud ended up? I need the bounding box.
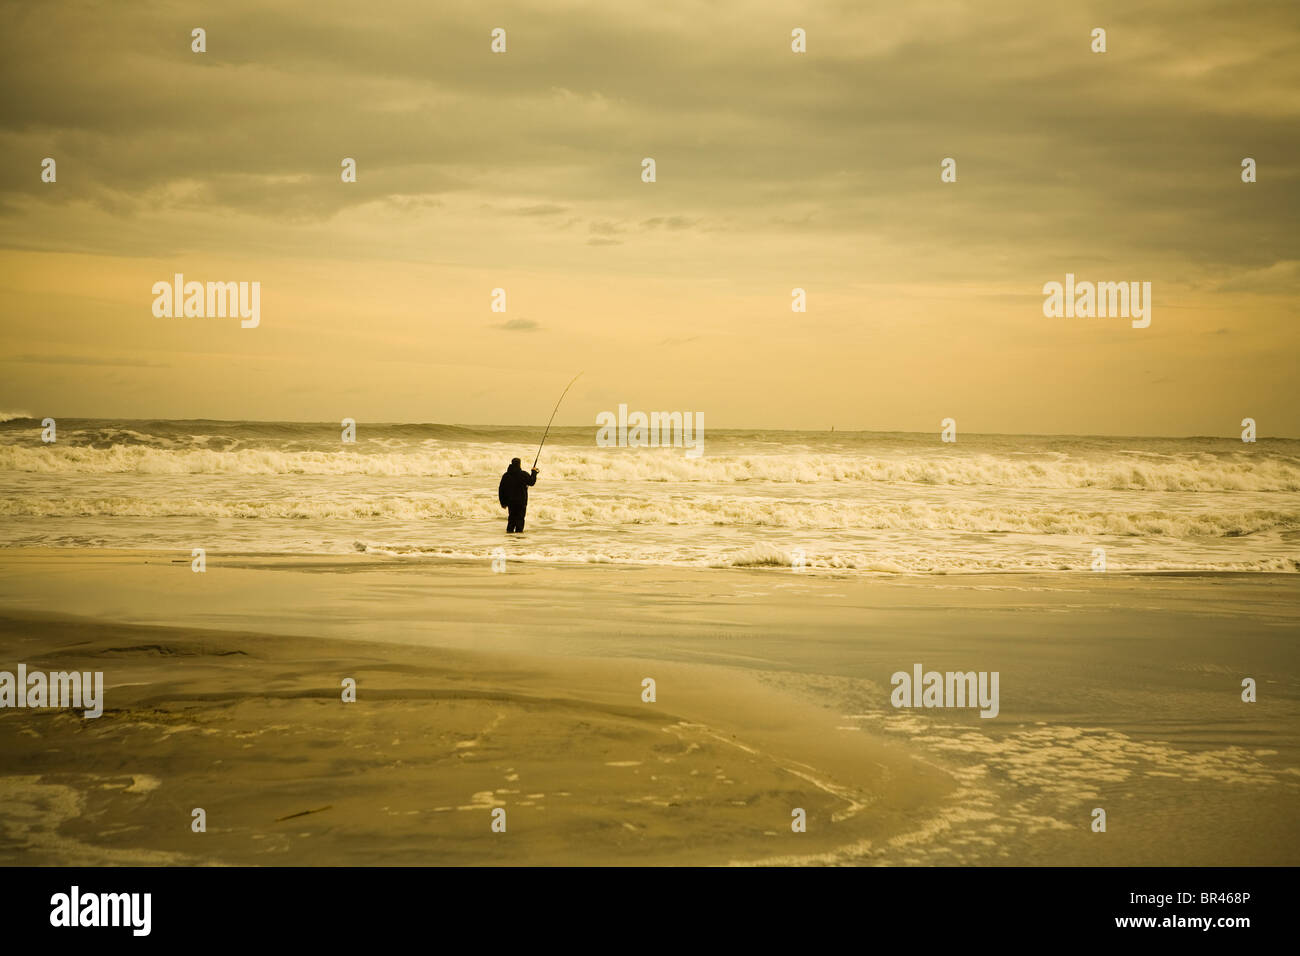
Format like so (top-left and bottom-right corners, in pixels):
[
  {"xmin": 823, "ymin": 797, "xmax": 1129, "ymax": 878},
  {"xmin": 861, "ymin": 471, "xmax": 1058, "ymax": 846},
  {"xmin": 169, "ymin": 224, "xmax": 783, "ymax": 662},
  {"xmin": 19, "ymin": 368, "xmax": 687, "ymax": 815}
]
[
  {"xmin": 512, "ymin": 204, "xmax": 568, "ymax": 216},
  {"xmin": 3, "ymin": 0, "xmax": 1294, "ymax": 280},
  {"xmin": 640, "ymin": 216, "xmax": 698, "ymax": 231},
  {"xmin": 2, "ymin": 353, "xmax": 170, "ymax": 368},
  {"xmin": 1214, "ymin": 261, "xmax": 1300, "ymax": 295},
  {"xmin": 0, "ymin": 0, "xmax": 1297, "ymax": 432}
]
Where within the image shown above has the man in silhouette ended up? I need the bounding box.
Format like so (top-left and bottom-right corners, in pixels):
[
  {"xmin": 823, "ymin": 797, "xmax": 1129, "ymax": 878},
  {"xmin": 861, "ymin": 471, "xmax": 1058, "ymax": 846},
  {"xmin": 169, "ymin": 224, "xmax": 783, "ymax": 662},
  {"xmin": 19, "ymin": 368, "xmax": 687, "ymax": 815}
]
[{"xmin": 498, "ymin": 457, "xmax": 539, "ymax": 533}]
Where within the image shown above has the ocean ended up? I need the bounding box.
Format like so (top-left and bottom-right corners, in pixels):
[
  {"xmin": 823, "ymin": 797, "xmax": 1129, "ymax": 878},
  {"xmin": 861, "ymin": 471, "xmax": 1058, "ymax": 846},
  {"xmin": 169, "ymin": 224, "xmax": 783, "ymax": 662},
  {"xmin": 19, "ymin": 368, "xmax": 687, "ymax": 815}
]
[{"xmin": 1, "ymin": 417, "xmax": 1297, "ymax": 574}]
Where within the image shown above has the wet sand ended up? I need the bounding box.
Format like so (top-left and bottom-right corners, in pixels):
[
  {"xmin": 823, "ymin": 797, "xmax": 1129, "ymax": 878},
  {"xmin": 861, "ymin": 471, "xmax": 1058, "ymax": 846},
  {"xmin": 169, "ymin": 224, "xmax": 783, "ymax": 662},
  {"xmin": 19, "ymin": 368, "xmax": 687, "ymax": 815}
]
[{"xmin": 0, "ymin": 548, "xmax": 1296, "ymax": 865}]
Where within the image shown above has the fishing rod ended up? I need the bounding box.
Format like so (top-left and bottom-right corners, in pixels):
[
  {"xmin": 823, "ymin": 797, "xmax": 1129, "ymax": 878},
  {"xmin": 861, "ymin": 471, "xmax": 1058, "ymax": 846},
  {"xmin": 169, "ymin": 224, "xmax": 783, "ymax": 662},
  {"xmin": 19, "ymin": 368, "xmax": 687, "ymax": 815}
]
[{"xmin": 533, "ymin": 372, "xmax": 582, "ymax": 470}]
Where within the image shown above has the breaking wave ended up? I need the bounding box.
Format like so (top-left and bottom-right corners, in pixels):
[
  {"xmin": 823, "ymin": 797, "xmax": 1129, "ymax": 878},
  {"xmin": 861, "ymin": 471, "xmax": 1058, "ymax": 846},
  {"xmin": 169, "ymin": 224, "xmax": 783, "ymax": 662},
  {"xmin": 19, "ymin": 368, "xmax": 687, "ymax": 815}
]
[
  {"xmin": 3, "ymin": 494, "xmax": 1296, "ymax": 537},
  {"xmin": 2, "ymin": 444, "xmax": 1299, "ymax": 492}
]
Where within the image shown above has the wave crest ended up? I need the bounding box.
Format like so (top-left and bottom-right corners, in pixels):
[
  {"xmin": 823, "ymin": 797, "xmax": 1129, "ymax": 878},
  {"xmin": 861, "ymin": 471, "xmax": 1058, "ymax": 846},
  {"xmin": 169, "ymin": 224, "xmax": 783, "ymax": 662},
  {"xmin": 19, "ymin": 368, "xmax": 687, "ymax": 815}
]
[
  {"xmin": 4, "ymin": 494, "xmax": 1295, "ymax": 537},
  {"xmin": 2, "ymin": 444, "xmax": 1298, "ymax": 492}
]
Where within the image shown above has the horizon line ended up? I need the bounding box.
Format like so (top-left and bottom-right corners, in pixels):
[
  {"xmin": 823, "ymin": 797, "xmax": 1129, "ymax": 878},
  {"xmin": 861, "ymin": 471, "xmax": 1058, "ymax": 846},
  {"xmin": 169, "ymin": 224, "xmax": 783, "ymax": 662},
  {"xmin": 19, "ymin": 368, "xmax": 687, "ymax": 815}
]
[{"xmin": 1, "ymin": 415, "xmax": 1293, "ymax": 442}]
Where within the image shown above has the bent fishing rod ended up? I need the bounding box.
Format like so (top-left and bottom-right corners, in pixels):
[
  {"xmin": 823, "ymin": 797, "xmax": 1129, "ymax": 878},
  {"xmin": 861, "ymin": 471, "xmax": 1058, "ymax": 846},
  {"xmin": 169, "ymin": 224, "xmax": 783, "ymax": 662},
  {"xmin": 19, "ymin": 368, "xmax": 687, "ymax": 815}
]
[{"xmin": 533, "ymin": 372, "xmax": 583, "ymax": 470}]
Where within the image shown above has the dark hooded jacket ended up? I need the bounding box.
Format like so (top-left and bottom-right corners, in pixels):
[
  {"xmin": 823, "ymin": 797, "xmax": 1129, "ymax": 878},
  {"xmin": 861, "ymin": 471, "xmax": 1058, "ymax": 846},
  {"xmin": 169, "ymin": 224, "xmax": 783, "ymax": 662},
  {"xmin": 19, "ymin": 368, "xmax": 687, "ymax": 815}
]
[{"xmin": 498, "ymin": 460, "xmax": 537, "ymax": 509}]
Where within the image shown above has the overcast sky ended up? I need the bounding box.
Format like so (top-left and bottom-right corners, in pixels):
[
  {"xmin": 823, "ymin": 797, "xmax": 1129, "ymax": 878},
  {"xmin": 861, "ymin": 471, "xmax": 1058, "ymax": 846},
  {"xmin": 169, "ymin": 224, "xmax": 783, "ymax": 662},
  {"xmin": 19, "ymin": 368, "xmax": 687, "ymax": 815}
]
[{"xmin": 1, "ymin": 0, "xmax": 1297, "ymax": 434}]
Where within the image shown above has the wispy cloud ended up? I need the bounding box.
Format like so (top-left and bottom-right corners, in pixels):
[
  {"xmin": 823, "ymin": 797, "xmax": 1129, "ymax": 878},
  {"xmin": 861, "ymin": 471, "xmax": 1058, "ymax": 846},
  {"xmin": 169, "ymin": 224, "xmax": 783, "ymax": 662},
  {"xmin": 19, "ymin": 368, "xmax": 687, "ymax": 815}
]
[{"xmin": 492, "ymin": 318, "xmax": 541, "ymax": 332}]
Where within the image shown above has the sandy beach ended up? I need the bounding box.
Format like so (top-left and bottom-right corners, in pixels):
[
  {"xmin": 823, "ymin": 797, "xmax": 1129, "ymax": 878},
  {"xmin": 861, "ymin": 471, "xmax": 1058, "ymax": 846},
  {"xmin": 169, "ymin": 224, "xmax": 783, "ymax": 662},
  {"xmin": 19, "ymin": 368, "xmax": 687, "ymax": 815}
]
[{"xmin": 1, "ymin": 548, "xmax": 1295, "ymax": 866}]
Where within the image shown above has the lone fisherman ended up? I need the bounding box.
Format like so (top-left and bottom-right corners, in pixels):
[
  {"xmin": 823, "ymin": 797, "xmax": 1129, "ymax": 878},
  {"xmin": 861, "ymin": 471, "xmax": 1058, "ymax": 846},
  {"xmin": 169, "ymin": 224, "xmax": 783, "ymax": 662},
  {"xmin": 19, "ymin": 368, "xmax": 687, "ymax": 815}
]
[{"xmin": 498, "ymin": 458, "xmax": 539, "ymax": 533}]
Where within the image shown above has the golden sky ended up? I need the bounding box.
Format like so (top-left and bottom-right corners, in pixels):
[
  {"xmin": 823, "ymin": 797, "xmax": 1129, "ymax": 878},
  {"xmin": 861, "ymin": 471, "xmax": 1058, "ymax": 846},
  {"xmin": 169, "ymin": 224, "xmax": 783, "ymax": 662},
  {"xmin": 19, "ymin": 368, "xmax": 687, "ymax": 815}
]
[{"xmin": 1, "ymin": 0, "xmax": 1297, "ymax": 434}]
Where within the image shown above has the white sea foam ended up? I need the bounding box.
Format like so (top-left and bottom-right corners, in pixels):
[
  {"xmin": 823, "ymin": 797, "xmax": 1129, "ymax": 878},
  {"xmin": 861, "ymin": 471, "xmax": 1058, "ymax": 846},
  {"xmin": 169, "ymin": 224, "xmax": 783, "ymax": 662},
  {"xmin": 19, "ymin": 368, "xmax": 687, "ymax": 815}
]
[
  {"xmin": 2, "ymin": 421, "xmax": 1297, "ymax": 574},
  {"xmin": 2, "ymin": 493, "xmax": 1293, "ymax": 538},
  {"xmin": 1, "ymin": 443, "xmax": 1299, "ymax": 492}
]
